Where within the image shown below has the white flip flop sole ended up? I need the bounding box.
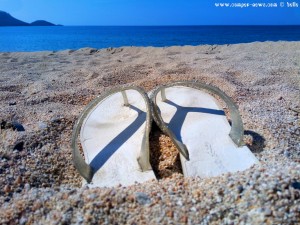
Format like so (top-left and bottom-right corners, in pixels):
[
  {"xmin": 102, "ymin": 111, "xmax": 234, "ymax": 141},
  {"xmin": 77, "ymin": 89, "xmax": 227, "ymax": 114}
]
[
  {"xmin": 74, "ymin": 88, "xmax": 155, "ymax": 188},
  {"xmin": 154, "ymin": 85, "xmax": 258, "ymax": 178}
]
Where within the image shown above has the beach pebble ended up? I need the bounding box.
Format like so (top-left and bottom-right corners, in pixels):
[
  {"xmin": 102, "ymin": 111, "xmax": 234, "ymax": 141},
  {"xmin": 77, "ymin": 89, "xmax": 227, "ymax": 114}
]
[
  {"xmin": 284, "ymin": 150, "xmax": 290, "ymax": 158},
  {"xmin": 11, "ymin": 122, "xmax": 25, "ymax": 131},
  {"xmin": 264, "ymin": 208, "xmax": 272, "ymax": 216},
  {"xmin": 135, "ymin": 192, "xmax": 151, "ymax": 205},
  {"xmin": 24, "ymin": 183, "xmax": 30, "ymax": 192},
  {"xmin": 13, "ymin": 142, "xmax": 24, "ymax": 151},
  {"xmin": 19, "ymin": 217, "xmax": 27, "ymax": 225},
  {"xmin": 4, "ymin": 185, "xmax": 11, "ymax": 193},
  {"xmin": 166, "ymin": 210, "xmax": 174, "ymax": 218},
  {"xmin": 38, "ymin": 122, "xmax": 48, "ymax": 130},
  {"xmin": 1, "ymin": 121, "xmax": 25, "ymax": 131},
  {"xmin": 237, "ymin": 185, "xmax": 244, "ymax": 193},
  {"xmin": 176, "ymin": 200, "xmax": 183, "ymax": 206},
  {"xmin": 291, "ymin": 181, "xmax": 300, "ymax": 190},
  {"xmin": 50, "ymin": 116, "xmax": 62, "ymax": 123},
  {"xmin": 14, "ymin": 176, "xmax": 23, "ymax": 185},
  {"xmin": 8, "ymin": 101, "xmax": 17, "ymax": 106}
]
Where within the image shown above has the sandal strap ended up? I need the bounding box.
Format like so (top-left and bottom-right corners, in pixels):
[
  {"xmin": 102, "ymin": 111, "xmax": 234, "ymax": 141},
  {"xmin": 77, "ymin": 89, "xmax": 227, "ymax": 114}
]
[
  {"xmin": 71, "ymin": 86, "xmax": 152, "ymax": 183},
  {"xmin": 151, "ymin": 81, "xmax": 245, "ymax": 160}
]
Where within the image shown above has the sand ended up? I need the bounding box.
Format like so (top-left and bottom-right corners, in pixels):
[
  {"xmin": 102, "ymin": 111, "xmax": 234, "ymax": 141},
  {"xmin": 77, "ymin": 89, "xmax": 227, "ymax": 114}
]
[{"xmin": 0, "ymin": 41, "xmax": 299, "ymax": 224}]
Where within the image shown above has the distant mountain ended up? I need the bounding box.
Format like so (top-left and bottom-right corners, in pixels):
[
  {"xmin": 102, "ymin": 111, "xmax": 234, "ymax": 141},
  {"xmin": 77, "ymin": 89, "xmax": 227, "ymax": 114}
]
[
  {"xmin": 0, "ymin": 10, "xmax": 29, "ymax": 26},
  {"xmin": 30, "ymin": 20, "xmax": 55, "ymax": 26},
  {"xmin": 0, "ymin": 10, "xmax": 59, "ymax": 26}
]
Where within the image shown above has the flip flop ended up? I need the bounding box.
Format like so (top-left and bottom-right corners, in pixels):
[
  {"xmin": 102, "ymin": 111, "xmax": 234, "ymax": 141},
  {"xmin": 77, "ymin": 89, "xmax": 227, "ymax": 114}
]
[
  {"xmin": 151, "ymin": 81, "xmax": 258, "ymax": 178},
  {"xmin": 71, "ymin": 86, "xmax": 155, "ymax": 187}
]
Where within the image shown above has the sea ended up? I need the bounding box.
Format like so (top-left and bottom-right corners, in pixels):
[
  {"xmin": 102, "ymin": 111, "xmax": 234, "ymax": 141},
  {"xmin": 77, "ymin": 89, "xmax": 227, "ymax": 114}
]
[{"xmin": 1, "ymin": 26, "xmax": 300, "ymax": 52}]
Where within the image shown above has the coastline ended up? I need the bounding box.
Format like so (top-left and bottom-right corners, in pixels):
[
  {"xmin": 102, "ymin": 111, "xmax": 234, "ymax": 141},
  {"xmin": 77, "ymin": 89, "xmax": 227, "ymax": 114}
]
[
  {"xmin": 1, "ymin": 41, "xmax": 300, "ymax": 224},
  {"xmin": 1, "ymin": 25, "xmax": 300, "ymax": 52}
]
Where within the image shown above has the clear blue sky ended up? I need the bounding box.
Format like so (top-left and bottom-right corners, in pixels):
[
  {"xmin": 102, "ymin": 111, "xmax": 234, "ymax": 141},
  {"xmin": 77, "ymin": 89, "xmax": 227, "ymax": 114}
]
[{"xmin": 1, "ymin": 0, "xmax": 300, "ymax": 25}]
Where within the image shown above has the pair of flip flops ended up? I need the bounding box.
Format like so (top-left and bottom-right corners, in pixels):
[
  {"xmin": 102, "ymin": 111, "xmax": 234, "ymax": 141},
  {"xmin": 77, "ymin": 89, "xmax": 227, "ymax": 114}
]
[{"xmin": 71, "ymin": 81, "xmax": 258, "ymax": 188}]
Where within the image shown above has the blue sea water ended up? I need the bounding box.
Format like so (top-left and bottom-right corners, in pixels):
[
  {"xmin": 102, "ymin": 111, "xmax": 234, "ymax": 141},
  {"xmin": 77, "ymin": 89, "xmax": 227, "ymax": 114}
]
[{"xmin": 0, "ymin": 26, "xmax": 300, "ymax": 52}]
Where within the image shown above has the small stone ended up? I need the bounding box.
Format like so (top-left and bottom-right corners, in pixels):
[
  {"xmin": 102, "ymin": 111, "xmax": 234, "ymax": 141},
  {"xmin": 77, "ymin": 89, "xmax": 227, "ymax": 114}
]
[
  {"xmin": 13, "ymin": 141, "xmax": 24, "ymax": 151},
  {"xmin": 135, "ymin": 192, "xmax": 151, "ymax": 205},
  {"xmin": 4, "ymin": 185, "xmax": 11, "ymax": 193},
  {"xmin": 284, "ymin": 150, "xmax": 290, "ymax": 158},
  {"xmin": 11, "ymin": 121, "xmax": 25, "ymax": 131},
  {"xmin": 264, "ymin": 208, "xmax": 272, "ymax": 216},
  {"xmin": 166, "ymin": 210, "xmax": 174, "ymax": 218},
  {"xmin": 19, "ymin": 217, "xmax": 27, "ymax": 225},
  {"xmin": 38, "ymin": 122, "xmax": 48, "ymax": 130},
  {"xmin": 180, "ymin": 215, "xmax": 188, "ymax": 223},
  {"xmin": 24, "ymin": 183, "xmax": 30, "ymax": 191},
  {"xmin": 190, "ymin": 207, "xmax": 197, "ymax": 212},
  {"xmin": 176, "ymin": 200, "xmax": 183, "ymax": 206},
  {"xmin": 32, "ymin": 200, "xmax": 42, "ymax": 211},
  {"xmin": 228, "ymin": 212, "xmax": 235, "ymax": 220},
  {"xmin": 89, "ymin": 48, "xmax": 97, "ymax": 54},
  {"xmin": 127, "ymin": 195, "xmax": 135, "ymax": 203},
  {"xmin": 237, "ymin": 185, "xmax": 244, "ymax": 193},
  {"xmin": 168, "ymin": 191, "xmax": 175, "ymax": 195},
  {"xmin": 15, "ymin": 175, "xmax": 23, "ymax": 184},
  {"xmin": 291, "ymin": 181, "xmax": 300, "ymax": 190},
  {"xmin": 0, "ymin": 120, "xmax": 7, "ymax": 129},
  {"xmin": 217, "ymin": 188, "xmax": 224, "ymax": 196},
  {"xmin": 9, "ymin": 101, "xmax": 16, "ymax": 106},
  {"xmin": 13, "ymin": 150, "xmax": 19, "ymax": 154},
  {"xmin": 50, "ymin": 116, "xmax": 61, "ymax": 123}
]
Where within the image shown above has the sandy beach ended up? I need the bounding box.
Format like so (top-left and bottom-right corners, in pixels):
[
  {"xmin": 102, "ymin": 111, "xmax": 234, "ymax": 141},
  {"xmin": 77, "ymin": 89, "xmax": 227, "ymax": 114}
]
[{"xmin": 0, "ymin": 41, "xmax": 300, "ymax": 224}]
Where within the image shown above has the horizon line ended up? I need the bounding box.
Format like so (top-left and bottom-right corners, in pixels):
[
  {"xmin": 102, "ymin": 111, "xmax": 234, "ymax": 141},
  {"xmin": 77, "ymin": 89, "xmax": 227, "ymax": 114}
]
[{"xmin": 41, "ymin": 24, "xmax": 300, "ymax": 26}]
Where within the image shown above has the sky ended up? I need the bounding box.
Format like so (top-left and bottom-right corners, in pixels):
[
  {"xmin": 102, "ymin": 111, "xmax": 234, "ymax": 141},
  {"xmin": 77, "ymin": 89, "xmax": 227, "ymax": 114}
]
[{"xmin": 1, "ymin": 0, "xmax": 300, "ymax": 25}]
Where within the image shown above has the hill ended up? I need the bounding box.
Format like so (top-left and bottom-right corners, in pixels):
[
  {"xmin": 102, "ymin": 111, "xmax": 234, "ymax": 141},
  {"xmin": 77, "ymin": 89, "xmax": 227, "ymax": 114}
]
[
  {"xmin": 0, "ymin": 10, "xmax": 59, "ymax": 26},
  {"xmin": 0, "ymin": 10, "xmax": 29, "ymax": 26},
  {"xmin": 30, "ymin": 20, "xmax": 56, "ymax": 26}
]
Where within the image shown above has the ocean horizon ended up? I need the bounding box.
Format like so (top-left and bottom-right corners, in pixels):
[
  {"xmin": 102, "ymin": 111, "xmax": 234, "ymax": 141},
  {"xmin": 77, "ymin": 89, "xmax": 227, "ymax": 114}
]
[{"xmin": 1, "ymin": 25, "xmax": 300, "ymax": 52}]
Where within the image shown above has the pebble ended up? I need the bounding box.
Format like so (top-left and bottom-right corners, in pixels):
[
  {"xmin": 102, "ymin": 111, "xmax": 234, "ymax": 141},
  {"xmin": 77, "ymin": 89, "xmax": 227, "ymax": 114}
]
[
  {"xmin": 1, "ymin": 121, "xmax": 25, "ymax": 131},
  {"xmin": 180, "ymin": 215, "xmax": 188, "ymax": 223},
  {"xmin": 166, "ymin": 210, "xmax": 174, "ymax": 218},
  {"xmin": 19, "ymin": 217, "xmax": 27, "ymax": 225},
  {"xmin": 24, "ymin": 183, "xmax": 30, "ymax": 192},
  {"xmin": 14, "ymin": 176, "xmax": 22, "ymax": 185},
  {"xmin": 284, "ymin": 150, "xmax": 290, "ymax": 158},
  {"xmin": 237, "ymin": 185, "xmax": 244, "ymax": 193},
  {"xmin": 11, "ymin": 122, "xmax": 25, "ymax": 131},
  {"xmin": 190, "ymin": 207, "xmax": 197, "ymax": 212},
  {"xmin": 264, "ymin": 208, "xmax": 272, "ymax": 216},
  {"xmin": 4, "ymin": 185, "xmax": 11, "ymax": 193},
  {"xmin": 176, "ymin": 200, "xmax": 183, "ymax": 206},
  {"xmin": 50, "ymin": 116, "xmax": 62, "ymax": 123},
  {"xmin": 38, "ymin": 122, "xmax": 48, "ymax": 130},
  {"xmin": 13, "ymin": 142, "xmax": 24, "ymax": 151},
  {"xmin": 291, "ymin": 181, "xmax": 300, "ymax": 190},
  {"xmin": 135, "ymin": 192, "xmax": 151, "ymax": 205},
  {"xmin": 8, "ymin": 101, "xmax": 17, "ymax": 106}
]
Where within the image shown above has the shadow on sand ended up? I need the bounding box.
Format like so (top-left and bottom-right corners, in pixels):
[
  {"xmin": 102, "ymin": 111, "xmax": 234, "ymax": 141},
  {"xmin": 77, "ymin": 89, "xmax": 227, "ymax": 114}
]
[
  {"xmin": 244, "ymin": 130, "xmax": 266, "ymax": 153},
  {"xmin": 164, "ymin": 100, "xmax": 225, "ymax": 142}
]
